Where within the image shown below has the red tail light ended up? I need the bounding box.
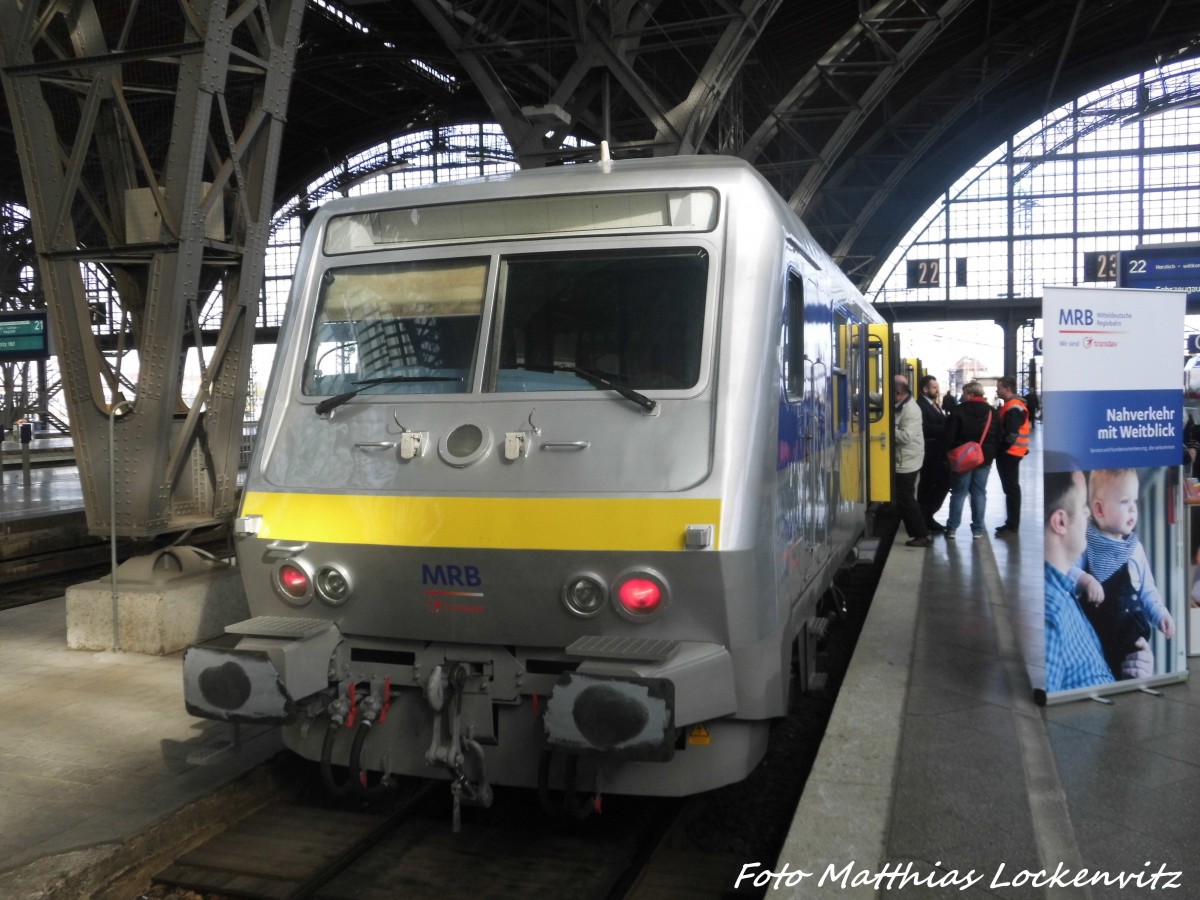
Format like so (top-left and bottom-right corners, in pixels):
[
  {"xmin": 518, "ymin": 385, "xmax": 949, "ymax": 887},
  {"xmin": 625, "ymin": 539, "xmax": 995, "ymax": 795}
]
[
  {"xmin": 618, "ymin": 578, "xmax": 661, "ymax": 612},
  {"xmin": 612, "ymin": 569, "xmax": 669, "ymax": 620},
  {"xmin": 278, "ymin": 563, "xmax": 311, "ymax": 599}
]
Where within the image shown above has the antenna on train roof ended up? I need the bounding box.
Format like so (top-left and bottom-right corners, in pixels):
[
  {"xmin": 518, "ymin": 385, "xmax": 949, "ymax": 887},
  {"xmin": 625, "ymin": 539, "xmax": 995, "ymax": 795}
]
[{"xmin": 599, "ymin": 140, "xmax": 611, "ymax": 170}]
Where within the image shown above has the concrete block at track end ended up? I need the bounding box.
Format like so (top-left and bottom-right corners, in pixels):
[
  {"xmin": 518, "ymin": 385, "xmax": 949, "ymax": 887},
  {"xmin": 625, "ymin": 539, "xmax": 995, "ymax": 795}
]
[{"xmin": 65, "ymin": 565, "xmax": 248, "ymax": 655}]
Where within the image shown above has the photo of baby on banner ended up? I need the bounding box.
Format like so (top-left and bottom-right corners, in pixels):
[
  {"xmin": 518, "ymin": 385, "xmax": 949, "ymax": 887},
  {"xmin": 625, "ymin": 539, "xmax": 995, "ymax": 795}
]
[{"xmin": 1043, "ymin": 463, "xmax": 1187, "ymax": 697}]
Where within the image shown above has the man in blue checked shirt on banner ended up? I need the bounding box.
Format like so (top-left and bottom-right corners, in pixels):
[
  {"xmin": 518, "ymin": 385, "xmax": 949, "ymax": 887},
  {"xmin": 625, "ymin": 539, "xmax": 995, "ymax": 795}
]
[{"xmin": 1043, "ymin": 470, "xmax": 1152, "ymax": 692}]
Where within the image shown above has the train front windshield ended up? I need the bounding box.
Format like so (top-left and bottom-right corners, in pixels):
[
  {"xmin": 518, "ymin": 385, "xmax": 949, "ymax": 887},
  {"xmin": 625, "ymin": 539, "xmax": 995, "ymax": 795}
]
[{"xmin": 303, "ymin": 247, "xmax": 708, "ymax": 398}]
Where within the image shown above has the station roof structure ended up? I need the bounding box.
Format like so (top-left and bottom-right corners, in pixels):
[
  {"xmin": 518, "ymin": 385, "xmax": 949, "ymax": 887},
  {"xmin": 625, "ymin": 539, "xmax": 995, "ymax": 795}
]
[{"xmin": 0, "ymin": 0, "xmax": 1197, "ymax": 292}]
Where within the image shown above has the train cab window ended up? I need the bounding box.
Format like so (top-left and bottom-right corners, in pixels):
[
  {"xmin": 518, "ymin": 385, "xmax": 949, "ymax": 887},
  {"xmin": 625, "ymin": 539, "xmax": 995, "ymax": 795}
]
[
  {"xmin": 782, "ymin": 271, "xmax": 804, "ymax": 401},
  {"xmin": 490, "ymin": 248, "xmax": 707, "ymax": 393},
  {"xmin": 302, "ymin": 258, "xmax": 488, "ymax": 398}
]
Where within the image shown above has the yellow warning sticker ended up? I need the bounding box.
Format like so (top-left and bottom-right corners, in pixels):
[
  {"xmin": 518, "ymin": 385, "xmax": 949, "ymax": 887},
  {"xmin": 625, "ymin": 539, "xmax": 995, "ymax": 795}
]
[{"xmin": 688, "ymin": 725, "xmax": 712, "ymax": 746}]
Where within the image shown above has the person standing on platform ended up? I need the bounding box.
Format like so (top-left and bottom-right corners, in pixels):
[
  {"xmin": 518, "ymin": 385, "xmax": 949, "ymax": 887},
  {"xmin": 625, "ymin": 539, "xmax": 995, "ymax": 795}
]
[
  {"xmin": 994, "ymin": 376, "xmax": 1031, "ymax": 537},
  {"xmin": 943, "ymin": 380, "xmax": 999, "ymax": 540},
  {"xmin": 916, "ymin": 374, "xmax": 950, "ymax": 533},
  {"xmin": 893, "ymin": 375, "xmax": 930, "ymax": 547},
  {"xmin": 1024, "ymin": 390, "xmax": 1040, "ymax": 424}
]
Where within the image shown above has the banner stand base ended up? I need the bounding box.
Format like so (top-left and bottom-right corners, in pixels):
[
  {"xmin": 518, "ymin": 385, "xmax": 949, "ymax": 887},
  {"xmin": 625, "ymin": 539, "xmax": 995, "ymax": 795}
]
[{"xmin": 1035, "ymin": 671, "xmax": 1189, "ymax": 707}]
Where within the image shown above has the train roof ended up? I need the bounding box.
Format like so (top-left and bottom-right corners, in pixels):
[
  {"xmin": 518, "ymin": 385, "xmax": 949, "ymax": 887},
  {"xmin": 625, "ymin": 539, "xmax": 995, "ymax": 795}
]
[
  {"xmin": 315, "ymin": 154, "xmax": 773, "ymax": 213},
  {"xmin": 309, "ymin": 153, "xmax": 867, "ymax": 309}
]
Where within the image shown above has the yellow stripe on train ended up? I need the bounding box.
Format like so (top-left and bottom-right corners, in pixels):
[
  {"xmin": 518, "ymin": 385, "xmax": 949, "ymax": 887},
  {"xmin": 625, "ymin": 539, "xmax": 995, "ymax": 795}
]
[{"xmin": 241, "ymin": 492, "xmax": 722, "ymax": 551}]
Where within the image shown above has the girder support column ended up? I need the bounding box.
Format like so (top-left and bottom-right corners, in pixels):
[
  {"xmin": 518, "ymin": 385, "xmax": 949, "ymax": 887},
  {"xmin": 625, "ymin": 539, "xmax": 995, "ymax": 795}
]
[{"xmin": 0, "ymin": 0, "xmax": 305, "ymax": 537}]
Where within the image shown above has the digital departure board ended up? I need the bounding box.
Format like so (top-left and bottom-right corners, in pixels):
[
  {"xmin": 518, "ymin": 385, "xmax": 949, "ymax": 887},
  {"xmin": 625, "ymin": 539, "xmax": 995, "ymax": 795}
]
[
  {"xmin": 0, "ymin": 311, "xmax": 50, "ymax": 361},
  {"xmin": 1117, "ymin": 246, "xmax": 1200, "ymax": 301}
]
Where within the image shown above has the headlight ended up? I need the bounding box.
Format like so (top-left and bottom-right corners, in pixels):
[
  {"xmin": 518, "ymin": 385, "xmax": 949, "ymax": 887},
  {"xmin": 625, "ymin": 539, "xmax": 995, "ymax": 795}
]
[
  {"xmin": 561, "ymin": 574, "xmax": 607, "ymax": 617},
  {"xmin": 315, "ymin": 565, "xmax": 352, "ymax": 606}
]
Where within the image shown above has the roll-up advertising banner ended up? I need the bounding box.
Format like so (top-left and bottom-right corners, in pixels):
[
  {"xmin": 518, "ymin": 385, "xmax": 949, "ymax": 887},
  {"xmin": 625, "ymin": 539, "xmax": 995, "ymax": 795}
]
[{"xmin": 1040, "ymin": 286, "xmax": 1189, "ymax": 704}]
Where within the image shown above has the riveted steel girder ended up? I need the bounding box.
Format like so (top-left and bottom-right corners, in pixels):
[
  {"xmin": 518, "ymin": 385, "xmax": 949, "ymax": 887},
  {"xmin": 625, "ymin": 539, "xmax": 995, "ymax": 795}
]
[
  {"xmin": 815, "ymin": 0, "xmax": 1141, "ymax": 287},
  {"xmin": 408, "ymin": 0, "xmax": 778, "ymax": 164},
  {"xmin": 0, "ymin": 0, "xmax": 305, "ymax": 537},
  {"xmin": 408, "ymin": 0, "xmax": 675, "ymax": 163},
  {"xmin": 658, "ymin": 0, "xmax": 784, "ymax": 154},
  {"xmin": 738, "ymin": 0, "xmax": 972, "ymax": 214}
]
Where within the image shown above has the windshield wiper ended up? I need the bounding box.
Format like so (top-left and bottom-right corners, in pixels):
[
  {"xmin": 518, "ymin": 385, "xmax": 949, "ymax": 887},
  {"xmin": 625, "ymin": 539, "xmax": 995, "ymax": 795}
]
[
  {"xmin": 526, "ymin": 364, "xmax": 657, "ymax": 412},
  {"xmin": 315, "ymin": 374, "xmax": 463, "ymax": 415}
]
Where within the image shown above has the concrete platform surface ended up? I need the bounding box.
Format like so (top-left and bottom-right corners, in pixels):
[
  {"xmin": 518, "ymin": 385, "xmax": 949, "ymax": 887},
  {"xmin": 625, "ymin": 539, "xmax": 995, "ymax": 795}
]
[{"xmin": 0, "ymin": 597, "xmax": 282, "ymax": 899}]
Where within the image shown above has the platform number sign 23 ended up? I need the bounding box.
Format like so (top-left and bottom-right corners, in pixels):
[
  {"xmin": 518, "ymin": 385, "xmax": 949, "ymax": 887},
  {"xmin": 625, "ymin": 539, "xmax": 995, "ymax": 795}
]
[{"xmin": 1081, "ymin": 250, "xmax": 1119, "ymax": 282}]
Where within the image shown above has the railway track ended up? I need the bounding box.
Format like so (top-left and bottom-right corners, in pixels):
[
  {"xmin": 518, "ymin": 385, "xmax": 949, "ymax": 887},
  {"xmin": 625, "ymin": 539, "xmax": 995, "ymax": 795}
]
[
  {"xmin": 149, "ymin": 783, "xmax": 439, "ymax": 900},
  {"xmin": 0, "ymin": 546, "xmax": 117, "ymax": 610},
  {"xmin": 0, "ymin": 526, "xmax": 234, "ymax": 611},
  {"xmin": 144, "ymin": 783, "xmax": 692, "ymax": 900},
  {"xmin": 135, "ymin": 517, "xmax": 893, "ymax": 900}
]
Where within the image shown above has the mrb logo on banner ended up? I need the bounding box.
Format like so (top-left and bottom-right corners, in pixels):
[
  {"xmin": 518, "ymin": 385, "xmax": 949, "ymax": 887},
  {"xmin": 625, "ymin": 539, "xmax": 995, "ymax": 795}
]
[{"xmin": 1059, "ymin": 307, "xmax": 1093, "ymax": 325}]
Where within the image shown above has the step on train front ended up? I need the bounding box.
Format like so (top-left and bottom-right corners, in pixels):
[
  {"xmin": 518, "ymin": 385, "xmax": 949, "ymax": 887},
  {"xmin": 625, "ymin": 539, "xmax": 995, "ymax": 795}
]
[{"xmin": 183, "ymin": 152, "xmax": 887, "ymax": 817}]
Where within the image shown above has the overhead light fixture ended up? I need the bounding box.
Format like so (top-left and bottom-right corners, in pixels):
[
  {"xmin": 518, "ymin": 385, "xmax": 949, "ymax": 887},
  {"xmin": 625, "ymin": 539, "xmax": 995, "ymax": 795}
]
[{"xmin": 521, "ymin": 104, "xmax": 571, "ymax": 126}]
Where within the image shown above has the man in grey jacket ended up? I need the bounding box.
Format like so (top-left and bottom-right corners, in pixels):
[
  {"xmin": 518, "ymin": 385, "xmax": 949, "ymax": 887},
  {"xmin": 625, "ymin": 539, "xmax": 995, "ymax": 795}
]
[{"xmin": 893, "ymin": 375, "xmax": 929, "ymax": 546}]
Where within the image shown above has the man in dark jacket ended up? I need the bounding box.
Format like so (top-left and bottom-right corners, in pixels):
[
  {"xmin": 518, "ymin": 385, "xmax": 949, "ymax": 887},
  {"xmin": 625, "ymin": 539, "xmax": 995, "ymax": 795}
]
[
  {"xmin": 893, "ymin": 375, "xmax": 930, "ymax": 547},
  {"xmin": 943, "ymin": 380, "xmax": 1001, "ymax": 540},
  {"xmin": 915, "ymin": 374, "xmax": 950, "ymax": 532}
]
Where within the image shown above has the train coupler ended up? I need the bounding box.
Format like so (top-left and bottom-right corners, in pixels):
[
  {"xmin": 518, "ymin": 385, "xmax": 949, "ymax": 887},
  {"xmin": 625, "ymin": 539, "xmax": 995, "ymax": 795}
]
[
  {"xmin": 328, "ymin": 674, "xmax": 392, "ymax": 729},
  {"xmin": 424, "ymin": 663, "xmax": 494, "ymax": 832}
]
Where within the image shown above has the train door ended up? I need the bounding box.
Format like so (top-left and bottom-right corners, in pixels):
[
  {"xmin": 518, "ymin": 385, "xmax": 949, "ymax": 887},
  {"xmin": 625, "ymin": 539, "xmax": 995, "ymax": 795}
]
[
  {"xmin": 780, "ymin": 267, "xmax": 832, "ymax": 586},
  {"xmin": 779, "ymin": 268, "xmax": 812, "ymax": 585},
  {"xmin": 805, "ymin": 277, "xmax": 833, "ymax": 572},
  {"xmin": 866, "ymin": 323, "xmax": 891, "ymax": 502},
  {"xmin": 902, "ymin": 356, "xmax": 924, "ymax": 388},
  {"xmin": 836, "ymin": 311, "xmax": 863, "ymax": 506}
]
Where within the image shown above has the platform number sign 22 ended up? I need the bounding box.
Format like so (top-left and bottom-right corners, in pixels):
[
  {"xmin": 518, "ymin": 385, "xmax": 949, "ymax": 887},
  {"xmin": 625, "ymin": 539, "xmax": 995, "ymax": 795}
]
[{"xmin": 906, "ymin": 259, "xmax": 940, "ymax": 288}]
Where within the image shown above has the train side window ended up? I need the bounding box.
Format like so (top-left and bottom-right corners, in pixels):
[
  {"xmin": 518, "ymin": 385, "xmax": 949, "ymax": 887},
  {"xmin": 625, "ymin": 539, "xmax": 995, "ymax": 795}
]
[
  {"xmin": 492, "ymin": 248, "xmax": 707, "ymax": 394},
  {"xmin": 847, "ymin": 334, "xmax": 863, "ymax": 425},
  {"xmin": 302, "ymin": 257, "xmax": 488, "ymax": 398},
  {"xmin": 832, "ymin": 311, "xmax": 849, "ymax": 434},
  {"xmin": 866, "ymin": 334, "xmax": 886, "ymax": 421},
  {"xmin": 783, "ymin": 271, "xmax": 804, "ymax": 401}
]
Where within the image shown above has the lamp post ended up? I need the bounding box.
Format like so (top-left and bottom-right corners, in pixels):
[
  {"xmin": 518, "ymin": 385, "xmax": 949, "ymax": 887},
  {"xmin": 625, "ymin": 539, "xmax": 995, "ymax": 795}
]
[{"xmin": 108, "ymin": 395, "xmax": 134, "ymax": 652}]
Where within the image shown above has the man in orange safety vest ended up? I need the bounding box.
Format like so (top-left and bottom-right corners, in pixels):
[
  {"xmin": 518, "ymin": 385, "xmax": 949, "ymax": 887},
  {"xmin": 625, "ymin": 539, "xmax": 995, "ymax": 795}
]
[{"xmin": 993, "ymin": 375, "xmax": 1030, "ymax": 537}]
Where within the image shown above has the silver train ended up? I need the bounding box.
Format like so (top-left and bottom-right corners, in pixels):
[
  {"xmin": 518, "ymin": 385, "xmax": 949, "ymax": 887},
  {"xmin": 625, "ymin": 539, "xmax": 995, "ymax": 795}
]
[{"xmin": 184, "ymin": 153, "xmax": 888, "ymax": 816}]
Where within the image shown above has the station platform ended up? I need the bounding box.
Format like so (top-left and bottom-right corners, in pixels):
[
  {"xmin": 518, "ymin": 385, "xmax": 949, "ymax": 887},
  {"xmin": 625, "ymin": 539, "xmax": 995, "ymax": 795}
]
[
  {"xmin": 1, "ymin": 437, "xmax": 78, "ymax": 471},
  {"xmin": 0, "ymin": 598, "xmax": 284, "ymax": 899},
  {"xmin": 781, "ymin": 432, "xmax": 1200, "ymax": 898},
  {"xmin": 2, "ymin": 434, "xmax": 1199, "ymax": 898},
  {"xmin": 0, "ymin": 460, "xmax": 84, "ymax": 521},
  {"xmin": 1, "ymin": 462, "xmax": 96, "ymax": 599}
]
